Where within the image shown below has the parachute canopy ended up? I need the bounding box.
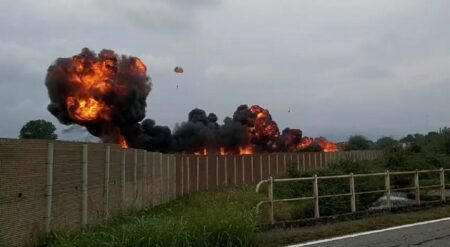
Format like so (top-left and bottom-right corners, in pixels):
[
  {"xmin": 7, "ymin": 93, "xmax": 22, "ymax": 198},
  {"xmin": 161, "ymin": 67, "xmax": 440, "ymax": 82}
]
[{"xmin": 174, "ymin": 66, "xmax": 184, "ymax": 73}]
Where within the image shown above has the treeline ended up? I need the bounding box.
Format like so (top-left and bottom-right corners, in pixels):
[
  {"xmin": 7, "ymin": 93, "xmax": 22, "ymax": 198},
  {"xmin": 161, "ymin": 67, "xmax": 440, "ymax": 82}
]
[{"xmin": 343, "ymin": 127, "xmax": 450, "ymax": 154}]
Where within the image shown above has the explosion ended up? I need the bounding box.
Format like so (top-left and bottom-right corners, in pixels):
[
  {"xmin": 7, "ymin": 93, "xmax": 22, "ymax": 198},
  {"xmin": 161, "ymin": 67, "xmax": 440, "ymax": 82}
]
[
  {"xmin": 46, "ymin": 48, "xmax": 150, "ymax": 148},
  {"xmin": 45, "ymin": 48, "xmax": 337, "ymax": 154},
  {"xmin": 315, "ymin": 137, "xmax": 338, "ymax": 152},
  {"xmin": 172, "ymin": 105, "xmax": 337, "ymax": 155}
]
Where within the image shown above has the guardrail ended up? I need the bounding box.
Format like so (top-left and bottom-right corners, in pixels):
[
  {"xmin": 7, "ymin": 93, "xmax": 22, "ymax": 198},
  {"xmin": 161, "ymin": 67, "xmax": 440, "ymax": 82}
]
[{"xmin": 256, "ymin": 168, "xmax": 449, "ymax": 224}]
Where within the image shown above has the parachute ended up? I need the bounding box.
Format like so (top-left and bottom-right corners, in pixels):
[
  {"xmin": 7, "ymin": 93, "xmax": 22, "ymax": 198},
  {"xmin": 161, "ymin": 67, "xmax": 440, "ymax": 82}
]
[
  {"xmin": 174, "ymin": 66, "xmax": 183, "ymax": 89},
  {"xmin": 174, "ymin": 66, "xmax": 184, "ymax": 73}
]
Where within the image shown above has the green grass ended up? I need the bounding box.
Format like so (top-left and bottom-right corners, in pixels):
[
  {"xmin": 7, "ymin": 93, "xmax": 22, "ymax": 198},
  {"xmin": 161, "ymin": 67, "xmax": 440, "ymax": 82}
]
[{"xmin": 43, "ymin": 188, "xmax": 264, "ymax": 247}]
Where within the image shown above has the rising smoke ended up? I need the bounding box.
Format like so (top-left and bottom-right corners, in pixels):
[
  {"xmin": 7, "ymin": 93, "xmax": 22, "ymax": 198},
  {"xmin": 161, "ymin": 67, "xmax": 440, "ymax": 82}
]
[{"xmin": 45, "ymin": 48, "xmax": 336, "ymax": 154}]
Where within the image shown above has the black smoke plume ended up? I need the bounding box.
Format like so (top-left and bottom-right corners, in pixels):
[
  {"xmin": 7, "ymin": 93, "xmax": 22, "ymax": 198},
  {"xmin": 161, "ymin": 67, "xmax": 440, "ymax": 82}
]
[{"xmin": 45, "ymin": 48, "xmax": 332, "ymax": 153}]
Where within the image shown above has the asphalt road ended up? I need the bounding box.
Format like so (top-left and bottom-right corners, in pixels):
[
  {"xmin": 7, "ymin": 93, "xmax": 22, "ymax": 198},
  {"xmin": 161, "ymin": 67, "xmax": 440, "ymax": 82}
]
[{"xmin": 289, "ymin": 217, "xmax": 450, "ymax": 247}]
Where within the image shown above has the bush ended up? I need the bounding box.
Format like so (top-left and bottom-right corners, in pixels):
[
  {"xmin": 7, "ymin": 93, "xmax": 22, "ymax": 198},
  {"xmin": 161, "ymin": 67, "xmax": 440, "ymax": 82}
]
[
  {"xmin": 376, "ymin": 137, "xmax": 398, "ymax": 150},
  {"xmin": 345, "ymin": 135, "xmax": 370, "ymax": 150}
]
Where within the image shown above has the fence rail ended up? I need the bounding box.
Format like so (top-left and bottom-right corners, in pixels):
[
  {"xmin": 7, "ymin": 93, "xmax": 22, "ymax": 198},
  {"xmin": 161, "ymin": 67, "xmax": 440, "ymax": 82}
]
[{"xmin": 256, "ymin": 168, "xmax": 449, "ymax": 224}]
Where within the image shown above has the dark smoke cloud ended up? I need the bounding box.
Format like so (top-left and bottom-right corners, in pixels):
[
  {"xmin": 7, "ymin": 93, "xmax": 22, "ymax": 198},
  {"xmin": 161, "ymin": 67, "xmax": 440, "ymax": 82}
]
[
  {"xmin": 219, "ymin": 117, "xmax": 248, "ymax": 151},
  {"xmin": 171, "ymin": 108, "xmax": 220, "ymax": 153},
  {"xmin": 45, "ymin": 48, "xmax": 328, "ymax": 153}
]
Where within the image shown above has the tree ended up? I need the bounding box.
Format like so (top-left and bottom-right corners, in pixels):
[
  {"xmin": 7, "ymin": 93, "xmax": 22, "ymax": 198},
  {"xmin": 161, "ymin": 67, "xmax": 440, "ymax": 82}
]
[
  {"xmin": 400, "ymin": 134, "xmax": 415, "ymax": 143},
  {"xmin": 19, "ymin": 120, "xmax": 58, "ymax": 140},
  {"xmin": 345, "ymin": 135, "xmax": 370, "ymax": 150},
  {"xmin": 376, "ymin": 136, "xmax": 398, "ymax": 150},
  {"xmin": 438, "ymin": 127, "xmax": 450, "ymax": 154}
]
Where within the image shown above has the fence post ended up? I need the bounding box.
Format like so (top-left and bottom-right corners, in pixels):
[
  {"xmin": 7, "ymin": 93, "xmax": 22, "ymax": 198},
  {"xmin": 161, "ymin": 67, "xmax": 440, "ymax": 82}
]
[
  {"xmin": 151, "ymin": 153, "xmax": 155, "ymax": 206},
  {"xmin": 314, "ymin": 153, "xmax": 318, "ymax": 170},
  {"xmin": 181, "ymin": 156, "xmax": 184, "ymax": 196},
  {"xmin": 133, "ymin": 149, "xmax": 138, "ymax": 207},
  {"xmin": 234, "ymin": 156, "xmax": 237, "ymax": 185},
  {"xmin": 251, "ymin": 155, "xmax": 254, "ymax": 183},
  {"xmin": 196, "ymin": 156, "xmax": 200, "ymax": 191},
  {"xmin": 283, "ymin": 154, "xmax": 287, "ymax": 172},
  {"xmin": 269, "ymin": 176, "xmax": 274, "ymax": 224},
  {"xmin": 268, "ymin": 155, "xmax": 271, "ymax": 176},
  {"xmin": 103, "ymin": 145, "xmax": 110, "ymax": 220},
  {"xmin": 167, "ymin": 156, "xmax": 171, "ymax": 202},
  {"xmin": 173, "ymin": 156, "xmax": 177, "ymax": 200},
  {"xmin": 206, "ymin": 156, "xmax": 209, "ymax": 190},
  {"xmin": 275, "ymin": 154, "xmax": 279, "ymax": 175},
  {"xmin": 313, "ymin": 174, "xmax": 320, "ymax": 218},
  {"xmin": 216, "ymin": 156, "xmax": 219, "ymax": 188},
  {"xmin": 44, "ymin": 142, "xmax": 54, "ymax": 233},
  {"xmin": 308, "ymin": 153, "xmax": 312, "ymax": 170},
  {"xmin": 81, "ymin": 144, "xmax": 88, "ymax": 226},
  {"xmin": 242, "ymin": 156, "xmax": 245, "ymax": 185},
  {"xmin": 350, "ymin": 173, "xmax": 356, "ymax": 213},
  {"xmin": 159, "ymin": 153, "xmax": 163, "ymax": 203},
  {"xmin": 319, "ymin": 153, "xmax": 323, "ymax": 169},
  {"xmin": 142, "ymin": 150, "xmax": 147, "ymax": 205},
  {"xmin": 303, "ymin": 154, "xmax": 306, "ymax": 171},
  {"xmin": 385, "ymin": 170, "xmax": 391, "ymax": 210},
  {"xmin": 225, "ymin": 156, "xmax": 228, "ymax": 186},
  {"xmin": 440, "ymin": 168, "xmax": 446, "ymax": 202},
  {"xmin": 296, "ymin": 154, "xmax": 300, "ymax": 171},
  {"xmin": 259, "ymin": 155, "xmax": 263, "ymax": 180},
  {"xmin": 186, "ymin": 157, "xmax": 190, "ymax": 193},
  {"xmin": 121, "ymin": 149, "xmax": 126, "ymax": 209},
  {"xmin": 414, "ymin": 169, "xmax": 420, "ymax": 205}
]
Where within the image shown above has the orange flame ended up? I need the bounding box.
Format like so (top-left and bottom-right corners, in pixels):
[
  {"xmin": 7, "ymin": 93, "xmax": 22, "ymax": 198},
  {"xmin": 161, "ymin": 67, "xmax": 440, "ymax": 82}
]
[
  {"xmin": 194, "ymin": 148, "xmax": 208, "ymax": 155},
  {"xmin": 297, "ymin": 137, "xmax": 313, "ymax": 150},
  {"xmin": 220, "ymin": 147, "xmax": 228, "ymax": 155},
  {"xmin": 66, "ymin": 97, "xmax": 111, "ymax": 121},
  {"xmin": 317, "ymin": 139, "xmax": 337, "ymax": 152},
  {"xmin": 248, "ymin": 105, "xmax": 280, "ymax": 151},
  {"xmin": 65, "ymin": 54, "xmax": 116, "ymax": 123},
  {"xmin": 119, "ymin": 135, "xmax": 128, "ymax": 149},
  {"xmin": 239, "ymin": 146, "xmax": 253, "ymax": 154},
  {"xmin": 56, "ymin": 50, "xmax": 148, "ymax": 147}
]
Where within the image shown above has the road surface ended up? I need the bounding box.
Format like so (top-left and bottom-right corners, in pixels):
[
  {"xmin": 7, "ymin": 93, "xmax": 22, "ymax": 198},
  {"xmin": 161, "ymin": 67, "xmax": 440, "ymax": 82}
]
[{"xmin": 288, "ymin": 217, "xmax": 450, "ymax": 247}]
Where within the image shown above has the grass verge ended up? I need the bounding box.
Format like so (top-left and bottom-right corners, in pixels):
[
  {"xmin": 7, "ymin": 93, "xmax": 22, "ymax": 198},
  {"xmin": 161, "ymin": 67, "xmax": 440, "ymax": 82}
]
[
  {"xmin": 42, "ymin": 188, "xmax": 264, "ymax": 247},
  {"xmin": 257, "ymin": 204, "xmax": 450, "ymax": 247}
]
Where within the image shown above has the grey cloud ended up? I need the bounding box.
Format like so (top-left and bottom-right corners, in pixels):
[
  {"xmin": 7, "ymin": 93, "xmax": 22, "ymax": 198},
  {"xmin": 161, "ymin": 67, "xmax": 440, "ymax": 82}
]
[
  {"xmin": 354, "ymin": 66, "xmax": 395, "ymax": 80},
  {"xmin": 0, "ymin": 0, "xmax": 450, "ymax": 143}
]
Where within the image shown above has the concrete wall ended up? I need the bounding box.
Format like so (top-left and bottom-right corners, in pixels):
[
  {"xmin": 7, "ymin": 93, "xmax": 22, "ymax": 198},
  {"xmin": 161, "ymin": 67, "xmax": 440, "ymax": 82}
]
[{"xmin": 0, "ymin": 138, "xmax": 381, "ymax": 246}]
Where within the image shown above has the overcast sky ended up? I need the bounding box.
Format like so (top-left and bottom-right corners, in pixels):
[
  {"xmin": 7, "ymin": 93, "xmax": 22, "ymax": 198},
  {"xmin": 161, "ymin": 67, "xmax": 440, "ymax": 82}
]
[{"xmin": 1, "ymin": 0, "xmax": 449, "ymax": 142}]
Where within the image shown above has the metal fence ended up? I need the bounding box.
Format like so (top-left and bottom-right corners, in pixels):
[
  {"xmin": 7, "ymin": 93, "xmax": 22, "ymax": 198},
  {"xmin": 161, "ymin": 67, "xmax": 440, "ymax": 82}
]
[{"xmin": 256, "ymin": 168, "xmax": 449, "ymax": 224}]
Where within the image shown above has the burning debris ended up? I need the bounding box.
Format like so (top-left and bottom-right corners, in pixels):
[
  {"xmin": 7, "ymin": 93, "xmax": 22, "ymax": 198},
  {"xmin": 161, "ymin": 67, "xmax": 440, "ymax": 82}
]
[{"xmin": 45, "ymin": 48, "xmax": 337, "ymax": 154}]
